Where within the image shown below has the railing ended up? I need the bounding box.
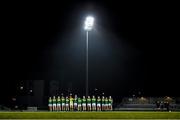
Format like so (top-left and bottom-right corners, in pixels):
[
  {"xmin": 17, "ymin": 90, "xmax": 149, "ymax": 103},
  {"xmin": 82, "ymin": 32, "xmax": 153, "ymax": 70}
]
[{"xmin": 121, "ymin": 97, "xmax": 176, "ymax": 104}]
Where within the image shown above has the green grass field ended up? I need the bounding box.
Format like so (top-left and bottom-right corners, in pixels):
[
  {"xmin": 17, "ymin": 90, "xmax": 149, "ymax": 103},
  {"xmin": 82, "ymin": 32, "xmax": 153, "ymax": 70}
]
[{"xmin": 0, "ymin": 111, "xmax": 180, "ymax": 119}]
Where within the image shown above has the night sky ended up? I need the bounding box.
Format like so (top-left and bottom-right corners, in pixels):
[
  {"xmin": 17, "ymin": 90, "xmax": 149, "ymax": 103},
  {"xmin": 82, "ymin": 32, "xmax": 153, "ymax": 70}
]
[{"xmin": 1, "ymin": 1, "xmax": 179, "ymax": 103}]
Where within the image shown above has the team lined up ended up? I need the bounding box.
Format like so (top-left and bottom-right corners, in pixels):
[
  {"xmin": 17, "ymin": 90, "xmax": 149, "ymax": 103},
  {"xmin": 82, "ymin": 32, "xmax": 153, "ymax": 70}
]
[{"xmin": 48, "ymin": 95, "xmax": 113, "ymax": 111}]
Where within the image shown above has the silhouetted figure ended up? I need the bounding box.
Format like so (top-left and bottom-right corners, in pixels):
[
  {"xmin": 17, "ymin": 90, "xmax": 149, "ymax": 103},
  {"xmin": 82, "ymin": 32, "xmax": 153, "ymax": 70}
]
[
  {"xmin": 156, "ymin": 101, "xmax": 160, "ymax": 110},
  {"xmin": 164, "ymin": 102, "xmax": 170, "ymax": 111},
  {"xmin": 160, "ymin": 101, "xmax": 164, "ymax": 110}
]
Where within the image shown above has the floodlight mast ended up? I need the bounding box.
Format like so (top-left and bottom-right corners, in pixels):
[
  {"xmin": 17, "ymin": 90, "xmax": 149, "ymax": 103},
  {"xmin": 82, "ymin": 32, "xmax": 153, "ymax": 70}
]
[{"xmin": 84, "ymin": 16, "xmax": 94, "ymax": 97}]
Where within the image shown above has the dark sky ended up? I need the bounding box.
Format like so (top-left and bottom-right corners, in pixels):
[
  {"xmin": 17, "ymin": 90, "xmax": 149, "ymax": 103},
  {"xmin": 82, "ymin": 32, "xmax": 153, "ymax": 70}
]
[{"xmin": 1, "ymin": 1, "xmax": 179, "ymax": 101}]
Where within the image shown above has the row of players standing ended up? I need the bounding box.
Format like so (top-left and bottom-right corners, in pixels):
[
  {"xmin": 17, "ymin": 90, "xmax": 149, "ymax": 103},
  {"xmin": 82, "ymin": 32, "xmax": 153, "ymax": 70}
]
[{"xmin": 48, "ymin": 94, "xmax": 113, "ymax": 111}]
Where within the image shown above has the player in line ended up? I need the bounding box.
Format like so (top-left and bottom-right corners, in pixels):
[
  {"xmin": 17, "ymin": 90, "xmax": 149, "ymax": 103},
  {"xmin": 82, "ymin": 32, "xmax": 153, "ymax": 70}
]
[
  {"xmin": 101, "ymin": 96, "xmax": 105, "ymax": 111},
  {"xmin": 48, "ymin": 97, "xmax": 52, "ymax": 111},
  {"xmin": 78, "ymin": 97, "xmax": 82, "ymax": 111},
  {"xmin": 52, "ymin": 96, "xmax": 57, "ymax": 111},
  {"xmin": 92, "ymin": 96, "xmax": 96, "ymax": 111},
  {"xmin": 87, "ymin": 96, "xmax": 91, "ymax": 111},
  {"xmin": 57, "ymin": 96, "xmax": 61, "ymax": 111},
  {"xmin": 108, "ymin": 96, "xmax": 113, "ymax": 111},
  {"xmin": 65, "ymin": 96, "xmax": 69, "ymax": 111},
  {"xmin": 69, "ymin": 94, "xmax": 74, "ymax": 111},
  {"xmin": 82, "ymin": 96, "xmax": 86, "ymax": 111},
  {"xmin": 61, "ymin": 95, "xmax": 66, "ymax": 111},
  {"xmin": 97, "ymin": 96, "xmax": 101, "ymax": 111},
  {"xmin": 74, "ymin": 94, "xmax": 78, "ymax": 111}
]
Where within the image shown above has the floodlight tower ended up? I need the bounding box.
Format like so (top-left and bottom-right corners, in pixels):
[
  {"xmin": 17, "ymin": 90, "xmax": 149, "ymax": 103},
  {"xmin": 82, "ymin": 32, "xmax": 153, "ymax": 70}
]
[{"xmin": 84, "ymin": 16, "xmax": 94, "ymax": 97}]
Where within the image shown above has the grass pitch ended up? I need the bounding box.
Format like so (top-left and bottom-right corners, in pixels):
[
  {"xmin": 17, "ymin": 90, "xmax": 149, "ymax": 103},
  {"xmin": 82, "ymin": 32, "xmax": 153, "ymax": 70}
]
[{"xmin": 0, "ymin": 111, "xmax": 180, "ymax": 119}]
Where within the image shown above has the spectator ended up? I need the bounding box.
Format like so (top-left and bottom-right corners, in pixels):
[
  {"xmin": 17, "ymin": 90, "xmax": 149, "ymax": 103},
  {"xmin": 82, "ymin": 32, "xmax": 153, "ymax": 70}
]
[
  {"xmin": 156, "ymin": 101, "xmax": 160, "ymax": 110},
  {"xmin": 160, "ymin": 101, "xmax": 164, "ymax": 110},
  {"xmin": 166, "ymin": 101, "xmax": 170, "ymax": 111}
]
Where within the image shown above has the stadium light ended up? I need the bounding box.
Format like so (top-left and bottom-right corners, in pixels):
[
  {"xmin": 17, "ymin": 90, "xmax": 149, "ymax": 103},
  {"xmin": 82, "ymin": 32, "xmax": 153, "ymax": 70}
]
[
  {"xmin": 84, "ymin": 16, "xmax": 94, "ymax": 97},
  {"xmin": 84, "ymin": 16, "xmax": 94, "ymax": 31}
]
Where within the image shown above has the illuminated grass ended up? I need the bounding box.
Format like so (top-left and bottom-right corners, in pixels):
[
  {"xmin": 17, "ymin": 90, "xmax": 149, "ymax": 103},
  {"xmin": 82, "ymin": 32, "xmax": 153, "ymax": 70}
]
[
  {"xmin": 1, "ymin": 119, "xmax": 180, "ymax": 120},
  {"xmin": 0, "ymin": 111, "xmax": 180, "ymax": 119}
]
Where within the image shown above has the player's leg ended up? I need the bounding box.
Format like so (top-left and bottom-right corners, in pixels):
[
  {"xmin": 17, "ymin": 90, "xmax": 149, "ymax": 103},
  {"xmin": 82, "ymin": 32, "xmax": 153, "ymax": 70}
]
[
  {"xmin": 87, "ymin": 104, "xmax": 89, "ymax": 111},
  {"xmin": 59, "ymin": 104, "xmax": 61, "ymax": 111},
  {"xmin": 49, "ymin": 103, "xmax": 52, "ymax": 111},
  {"xmin": 56, "ymin": 104, "xmax": 57, "ymax": 111},
  {"xmin": 101, "ymin": 104, "xmax": 104, "ymax": 111},
  {"xmin": 102, "ymin": 104, "xmax": 104, "ymax": 111},
  {"xmin": 68, "ymin": 104, "xmax": 70, "ymax": 111},
  {"xmin": 109, "ymin": 103, "xmax": 112, "ymax": 110},
  {"xmin": 58, "ymin": 104, "xmax": 60, "ymax": 111},
  {"xmin": 92, "ymin": 103, "xmax": 94, "ymax": 111},
  {"xmin": 99, "ymin": 104, "xmax": 101, "ymax": 111},
  {"xmin": 94, "ymin": 103, "xmax": 96, "ymax": 111},
  {"xmin": 79, "ymin": 104, "xmax": 82, "ymax": 111},
  {"xmin": 85, "ymin": 104, "xmax": 87, "ymax": 111},
  {"xmin": 66, "ymin": 104, "xmax": 68, "ymax": 111},
  {"xmin": 70, "ymin": 104, "xmax": 72, "ymax": 111},
  {"xmin": 61, "ymin": 103, "xmax": 63, "ymax": 111},
  {"xmin": 107, "ymin": 103, "xmax": 109, "ymax": 111},
  {"xmin": 78, "ymin": 104, "xmax": 80, "ymax": 111},
  {"xmin": 90, "ymin": 103, "xmax": 92, "ymax": 111},
  {"xmin": 53, "ymin": 104, "xmax": 55, "ymax": 111},
  {"xmin": 58, "ymin": 103, "xmax": 61, "ymax": 111},
  {"xmin": 90, "ymin": 103, "xmax": 91, "ymax": 111},
  {"xmin": 84, "ymin": 103, "xmax": 86, "ymax": 111},
  {"xmin": 101, "ymin": 104, "xmax": 103, "ymax": 111},
  {"xmin": 50, "ymin": 105, "xmax": 52, "ymax": 111},
  {"xmin": 110, "ymin": 104, "xmax": 113, "ymax": 110},
  {"xmin": 62, "ymin": 103, "xmax": 65, "ymax": 111},
  {"xmin": 88, "ymin": 104, "xmax": 91, "ymax": 111},
  {"xmin": 75, "ymin": 103, "xmax": 78, "ymax": 111},
  {"xmin": 73, "ymin": 103, "xmax": 75, "ymax": 111},
  {"xmin": 48, "ymin": 104, "xmax": 50, "ymax": 111},
  {"xmin": 80, "ymin": 104, "xmax": 82, "ymax": 111},
  {"xmin": 64, "ymin": 103, "xmax": 66, "ymax": 111},
  {"xmin": 63, "ymin": 103, "xmax": 66, "ymax": 111},
  {"xmin": 95, "ymin": 103, "xmax": 96, "ymax": 111},
  {"xmin": 83, "ymin": 103, "xmax": 86, "ymax": 111},
  {"xmin": 52, "ymin": 104, "xmax": 54, "ymax": 111},
  {"xmin": 97, "ymin": 104, "xmax": 99, "ymax": 111},
  {"xmin": 104, "ymin": 104, "xmax": 105, "ymax": 111},
  {"xmin": 106, "ymin": 103, "xmax": 108, "ymax": 111},
  {"xmin": 78, "ymin": 105, "xmax": 80, "ymax": 111},
  {"xmin": 82, "ymin": 104, "xmax": 84, "ymax": 111},
  {"xmin": 65, "ymin": 104, "xmax": 67, "ymax": 111},
  {"xmin": 55, "ymin": 104, "xmax": 57, "ymax": 111},
  {"xmin": 60, "ymin": 104, "xmax": 61, "ymax": 111},
  {"xmin": 57, "ymin": 104, "xmax": 59, "ymax": 111},
  {"xmin": 72, "ymin": 104, "xmax": 73, "ymax": 111},
  {"xmin": 82, "ymin": 104, "xmax": 83, "ymax": 111},
  {"xmin": 67, "ymin": 104, "xmax": 69, "ymax": 111},
  {"xmin": 88, "ymin": 104, "xmax": 90, "ymax": 111}
]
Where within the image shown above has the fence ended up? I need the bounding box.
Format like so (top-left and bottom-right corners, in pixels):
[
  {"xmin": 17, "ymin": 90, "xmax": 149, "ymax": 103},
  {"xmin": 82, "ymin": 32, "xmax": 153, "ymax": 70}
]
[{"xmin": 121, "ymin": 97, "xmax": 176, "ymax": 104}]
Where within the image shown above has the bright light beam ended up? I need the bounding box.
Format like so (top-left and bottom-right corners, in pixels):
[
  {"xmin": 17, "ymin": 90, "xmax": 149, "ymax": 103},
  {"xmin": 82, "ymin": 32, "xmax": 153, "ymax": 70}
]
[{"xmin": 84, "ymin": 16, "xmax": 94, "ymax": 31}]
